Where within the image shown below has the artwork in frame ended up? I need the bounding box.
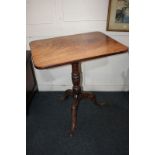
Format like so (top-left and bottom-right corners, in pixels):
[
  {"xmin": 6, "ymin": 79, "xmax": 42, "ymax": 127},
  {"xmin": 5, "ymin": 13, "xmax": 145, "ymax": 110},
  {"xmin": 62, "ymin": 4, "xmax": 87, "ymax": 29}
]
[{"xmin": 107, "ymin": 0, "xmax": 129, "ymax": 32}]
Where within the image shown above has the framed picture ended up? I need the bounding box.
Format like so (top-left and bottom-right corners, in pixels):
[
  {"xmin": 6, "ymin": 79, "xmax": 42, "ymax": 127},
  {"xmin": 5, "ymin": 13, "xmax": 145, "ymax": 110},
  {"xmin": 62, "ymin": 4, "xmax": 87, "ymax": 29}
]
[{"xmin": 107, "ymin": 0, "xmax": 129, "ymax": 32}]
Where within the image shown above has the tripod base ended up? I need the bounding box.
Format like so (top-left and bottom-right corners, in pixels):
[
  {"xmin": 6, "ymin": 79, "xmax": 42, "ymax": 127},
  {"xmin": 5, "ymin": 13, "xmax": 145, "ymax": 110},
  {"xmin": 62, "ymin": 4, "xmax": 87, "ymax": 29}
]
[
  {"xmin": 61, "ymin": 62, "xmax": 106, "ymax": 136},
  {"xmin": 62, "ymin": 89, "xmax": 103, "ymax": 107},
  {"xmin": 62, "ymin": 89, "xmax": 106, "ymax": 136}
]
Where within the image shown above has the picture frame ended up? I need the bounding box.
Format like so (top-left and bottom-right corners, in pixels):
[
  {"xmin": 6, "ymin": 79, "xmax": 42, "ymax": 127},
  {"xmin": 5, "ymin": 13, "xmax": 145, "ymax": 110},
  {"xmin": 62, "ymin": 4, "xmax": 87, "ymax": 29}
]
[{"xmin": 106, "ymin": 0, "xmax": 129, "ymax": 32}]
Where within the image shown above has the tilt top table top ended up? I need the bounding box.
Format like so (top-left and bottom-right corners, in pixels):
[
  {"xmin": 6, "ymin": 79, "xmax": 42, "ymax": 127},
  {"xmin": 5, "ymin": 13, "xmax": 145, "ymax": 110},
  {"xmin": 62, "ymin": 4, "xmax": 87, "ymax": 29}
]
[
  {"xmin": 30, "ymin": 32, "xmax": 128, "ymax": 136},
  {"xmin": 30, "ymin": 32, "xmax": 128, "ymax": 69}
]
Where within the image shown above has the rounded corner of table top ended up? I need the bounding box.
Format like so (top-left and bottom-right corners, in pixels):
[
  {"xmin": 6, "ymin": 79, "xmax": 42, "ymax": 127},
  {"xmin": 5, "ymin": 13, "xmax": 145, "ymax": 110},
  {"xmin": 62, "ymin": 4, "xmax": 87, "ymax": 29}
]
[
  {"xmin": 29, "ymin": 41, "xmax": 34, "ymax": 47},
  {"xmin": 33, "ymin": 62, "xmax": 46, "ymax": 70}
]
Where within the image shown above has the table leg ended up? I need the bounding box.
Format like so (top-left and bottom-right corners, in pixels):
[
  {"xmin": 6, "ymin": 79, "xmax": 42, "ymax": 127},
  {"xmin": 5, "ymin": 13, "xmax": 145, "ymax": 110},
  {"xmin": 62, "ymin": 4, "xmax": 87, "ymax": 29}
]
[
  {"xmin": 61, "ymin": 89, "xmax": 73, "ymax": 101},
  {"xmin": 80, "ymin": 92, "xmax": 107, "ymax": 107},
  {"xmin": 70, "ymin": 98, "xmax": 79, "ymax": 136},
  {"xmin": 69, "ymin": 62, "xmax": 81, "ymax": 136}
]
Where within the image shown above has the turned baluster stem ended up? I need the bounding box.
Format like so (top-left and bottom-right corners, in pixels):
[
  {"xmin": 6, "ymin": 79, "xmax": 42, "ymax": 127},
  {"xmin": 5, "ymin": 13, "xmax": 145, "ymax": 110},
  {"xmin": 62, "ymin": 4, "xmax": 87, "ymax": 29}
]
[{"xmin": 72, "ymin": 62, "xmax": 81, "ymax": 97}]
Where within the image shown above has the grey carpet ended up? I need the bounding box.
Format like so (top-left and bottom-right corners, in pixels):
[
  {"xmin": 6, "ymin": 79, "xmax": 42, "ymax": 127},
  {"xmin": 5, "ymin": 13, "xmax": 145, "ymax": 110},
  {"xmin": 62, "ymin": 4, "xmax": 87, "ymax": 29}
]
[{"xmin": 27, "ymin": 92, "xmax": 129, "ymax": 155}]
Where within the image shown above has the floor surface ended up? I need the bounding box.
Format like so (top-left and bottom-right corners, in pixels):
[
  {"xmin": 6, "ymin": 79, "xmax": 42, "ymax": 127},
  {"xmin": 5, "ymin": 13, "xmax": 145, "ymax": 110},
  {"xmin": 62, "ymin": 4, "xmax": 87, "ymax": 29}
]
[{"xmin": 27, "ymin": 92, "xmax": 129, "ymax": 155}]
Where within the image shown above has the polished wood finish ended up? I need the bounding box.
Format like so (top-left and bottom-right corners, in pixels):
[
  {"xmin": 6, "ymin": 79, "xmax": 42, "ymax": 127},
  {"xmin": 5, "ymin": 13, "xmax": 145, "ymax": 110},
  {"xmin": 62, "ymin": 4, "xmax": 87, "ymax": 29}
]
[
  {"xmin": 30, "ymin": 32, "xmax": 128, "ymax": 136},
  {"xmin": 30, "ymin": 32, "xmax": 128, "ymax": 69}
]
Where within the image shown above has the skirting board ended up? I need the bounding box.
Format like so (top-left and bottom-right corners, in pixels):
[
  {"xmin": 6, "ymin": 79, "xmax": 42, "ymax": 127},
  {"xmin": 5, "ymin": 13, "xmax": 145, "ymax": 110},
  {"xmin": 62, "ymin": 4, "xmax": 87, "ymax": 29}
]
[{"xmin": 38, "ymin": 83, "xmax": 129, "ymax": 91}]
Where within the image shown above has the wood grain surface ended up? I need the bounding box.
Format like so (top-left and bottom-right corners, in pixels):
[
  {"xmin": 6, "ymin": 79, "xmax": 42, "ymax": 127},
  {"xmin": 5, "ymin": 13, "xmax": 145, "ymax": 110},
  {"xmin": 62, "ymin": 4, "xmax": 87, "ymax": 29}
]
[{"xmin": 30, "ymin": 32, "xmax": 128, "ymax": 69}]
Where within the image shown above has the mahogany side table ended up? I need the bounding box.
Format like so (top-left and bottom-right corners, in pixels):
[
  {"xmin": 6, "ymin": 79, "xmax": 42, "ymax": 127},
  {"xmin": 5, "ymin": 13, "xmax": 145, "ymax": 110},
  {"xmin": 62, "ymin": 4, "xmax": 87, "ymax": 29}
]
[{"xmin": 30, "ymin": 32, "xmax": 128, "ymax": 136}]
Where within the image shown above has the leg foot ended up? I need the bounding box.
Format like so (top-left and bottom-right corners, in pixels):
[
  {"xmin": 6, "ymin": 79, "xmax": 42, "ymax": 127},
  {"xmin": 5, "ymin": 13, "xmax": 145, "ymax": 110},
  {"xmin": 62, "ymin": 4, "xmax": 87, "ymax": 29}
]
[
  {"xmin": 80, "ymin": 92, "xmax": 108, "ymax": 107},
  {"xmin": 60, "ymin": 89, "xmax": 73, "ymax": 102}
]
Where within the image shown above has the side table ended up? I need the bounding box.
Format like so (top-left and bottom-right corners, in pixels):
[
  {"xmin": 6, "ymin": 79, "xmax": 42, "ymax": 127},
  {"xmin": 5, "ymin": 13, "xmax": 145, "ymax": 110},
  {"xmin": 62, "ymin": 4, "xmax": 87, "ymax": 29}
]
[{"xmin": 30, "ymin": 32, "xmax": 128, "ymax": 136}]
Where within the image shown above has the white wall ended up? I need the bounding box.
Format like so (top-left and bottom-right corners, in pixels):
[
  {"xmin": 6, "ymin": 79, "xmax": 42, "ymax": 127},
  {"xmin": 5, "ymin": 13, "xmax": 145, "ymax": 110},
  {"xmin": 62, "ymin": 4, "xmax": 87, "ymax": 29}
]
[{"xmin": 26, "ymin": 0, "xmax": 129, "ymax": 91}]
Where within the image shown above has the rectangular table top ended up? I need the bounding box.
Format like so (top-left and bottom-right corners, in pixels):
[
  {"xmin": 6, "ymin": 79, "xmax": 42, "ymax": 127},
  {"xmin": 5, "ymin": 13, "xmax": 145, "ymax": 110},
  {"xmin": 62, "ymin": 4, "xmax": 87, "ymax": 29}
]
[{"xmin": 30, "ymin": 32, "xmax": 128, "ymax": 69}]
